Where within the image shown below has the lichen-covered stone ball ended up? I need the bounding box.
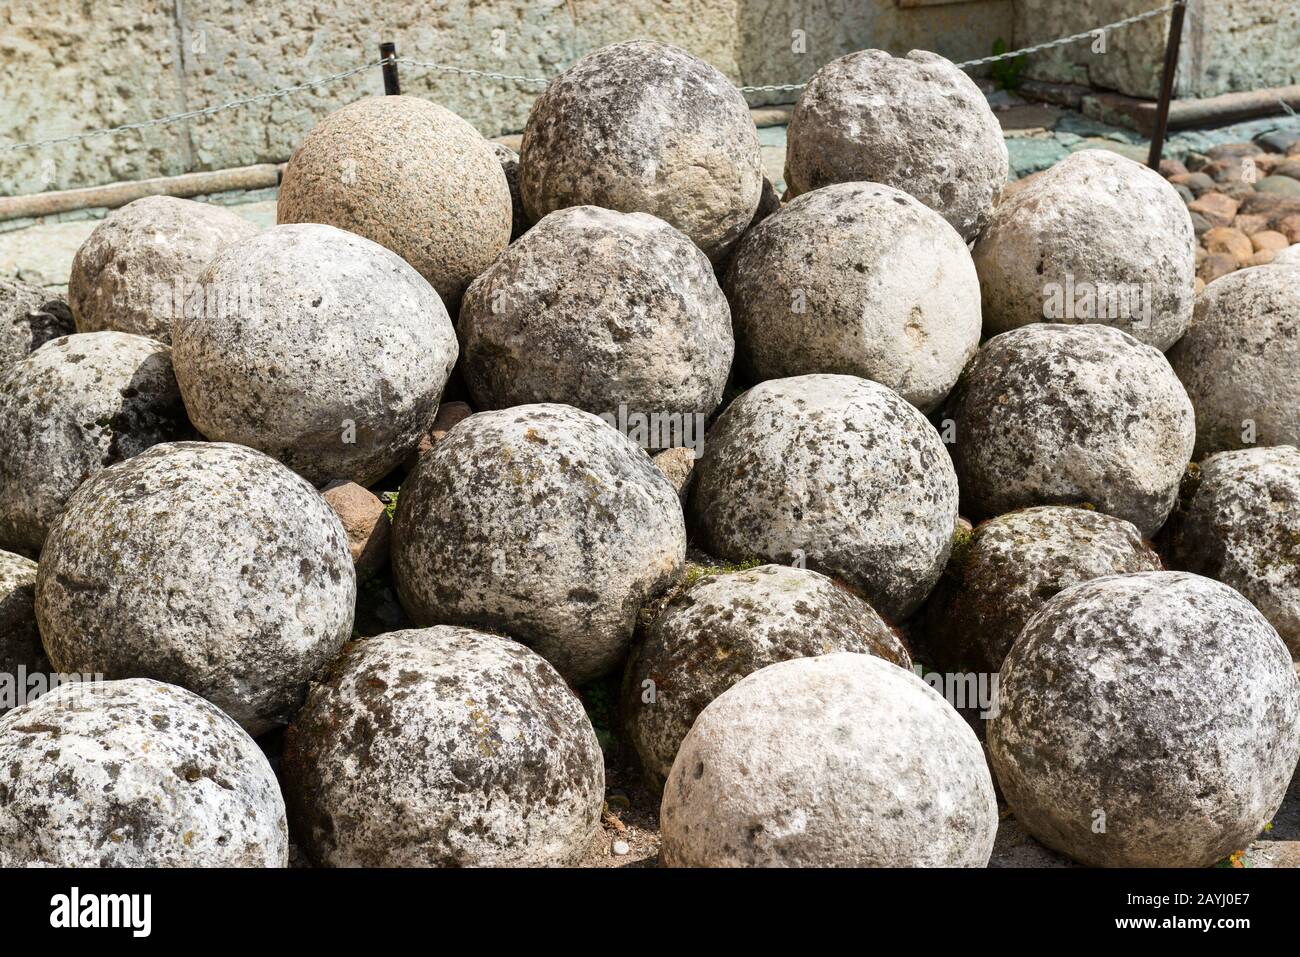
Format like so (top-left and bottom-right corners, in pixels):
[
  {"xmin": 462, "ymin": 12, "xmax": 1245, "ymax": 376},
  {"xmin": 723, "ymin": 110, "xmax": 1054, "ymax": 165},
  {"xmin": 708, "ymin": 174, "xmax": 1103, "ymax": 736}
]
[
  {"xmin": 283, "ymin": 626, "xmax": 603, "ymax": 867},
  {"xmin": 458, "ymin": 206, "xmax": 733, "ymax": 424},
  {"xmin": 0, "ymin": 549, "xmax": 47, "ymax": 713},
  {"xmin": 725, "ymin": 182, "xmax": 980, "ymax": 412},
  {"xmin": 945, "ymin": 324, "xmax": 1194, "ymax": 537},
  {"xmin": 519, "ymin": 40, "xmax": 762, "ymax": 262},
  {"xmin": 171, "ymin": 223, "xmax": 458, "ymax": 486},
  {"xmin": 1165, "ymin": 446, "xmax": 1300, "ymax": 658},
  {"xmin": 1, "ymin": 278, "xmax": 73, "ymax": 370},
  {"xmin": 0, "ymin": 332, "xmax": 190, "ymax": 557},
  {"xmin": 973, "ymin": 150, "xmax": 1196, "ymax": 350},
  {"xmin": 925, "ymin": 506, "xmax": 1162, "ymax": 674},
  {"xmin": 660, "ymin": 652, "xmax": 997, "ymax": 867},
  {"xmin": 1168, "ymin": 264, "xmax": 1300, "ymax": 459},
  {"xmin": 35, "ymin": 442, "xmax": 355, "ymax": 736},
  {"xmin": 0, "ymin": 678, "xmax": 287, "ymax": 867},
  {"xmin": 784, "ymin": 49, "xmax": 1008, "ymax": 242},
  {"xmin": 392, "ymin": 404, "xmax": 685, "ymax": 684},
  {"xmin": 278, "ymin": 95, "xmax": 511, "ymax": 306},
  {"xmin": 623, "ymin": 564, "xmax": 911, "ymax": 788},
  {"xmin": 989, "ymin": 571, "xmax": 1300, "ymax": 868},
  {"xmin": 69, "ymin": 195, "xmax": 259, "ymax": 343},
  {"xmin": 690, "ymin": 374, "xmax": 958, "ymax": 621}
]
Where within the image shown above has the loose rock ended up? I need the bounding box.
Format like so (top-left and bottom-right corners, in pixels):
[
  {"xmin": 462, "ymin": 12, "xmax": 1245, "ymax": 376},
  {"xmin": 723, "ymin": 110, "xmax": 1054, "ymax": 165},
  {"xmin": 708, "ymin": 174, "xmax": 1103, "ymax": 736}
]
[
  {"xmin": 0, "ymin": 678, "xmax": 287, "ymax": 867},
  {"xmin": 784, "ymin": 49, "xmax": 1008, "ymax": 242},
  {"xmin": 989, "ymin": 571, "xmax": 1300, "ymax": 867},
  {"xmin": 1165, "ymin": 446, "xmax": 1300, "ymax": 658},
  {"xmin": 519, "ymin": 40, "xmax": 762, "ymax": 262},
  {"xmin": 277, "ymin": 95, "xmax": 511, "ymax": 307},
  {"xmin": 321, "ymin": 480, "xmax": 391, "ymax": 578},
  {"xmin": 68, "ymin": 196, "xmax": 258, "ymax": 343},
  {"xmin": 35, "ymin": 442, "xmax": 355, "ymax": 735},
  {"xmin": 458, "ymin": 206, "xmax": 733, "ymax": 428},
  {"xmin": 171, "ymin": 223, "xmax": 458, "ymax": 486},
  {"xmin": 0, "ymin": 278, "xmax": 73, "ymax": 370},
  {"xmin": 282, "ymin": 626, "xmax": 604, "ymax": 867},
  {"xmin": 945, "ymin": 324, "xmax": 1194, "ymax": 537},
  {"xmin": 660, "ymin": 652, "xmax": 998, "ymax": 866},
  {"xmin": 725, "ymin": 182, "xmax": 980, "ymax": 412},
  {"xmin": 1168, "ymin": 263, "xmax": 1300, "ymax": 458},
  {"xmin": 391, "ymin": 405, "xmax": 685, "ymax": 684},
  {"xmin": 690, "ymin": 374, "xmax": 958, "ymax": 620},
  {"xmin": 0, "ymin": 332, "xmax": 190, "ymax": 557},
  {"xmin": 623, "ymin": 564, "xmax": 911, "ymax": 788},
  {"xmin": 974, "ymin": 150, "xmax": 1195, "ymax": 350},
  {"xmin": 925, "ymin": 506, "xmax": 1162, "ymax": 674}
]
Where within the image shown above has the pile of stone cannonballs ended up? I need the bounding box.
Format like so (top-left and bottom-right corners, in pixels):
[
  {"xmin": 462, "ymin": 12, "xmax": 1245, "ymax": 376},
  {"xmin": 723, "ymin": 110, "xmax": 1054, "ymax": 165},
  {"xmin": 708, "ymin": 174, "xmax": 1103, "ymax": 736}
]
[{"xmin": 2, "ymin": 39, "xmax": 1298, "ymax": 870}]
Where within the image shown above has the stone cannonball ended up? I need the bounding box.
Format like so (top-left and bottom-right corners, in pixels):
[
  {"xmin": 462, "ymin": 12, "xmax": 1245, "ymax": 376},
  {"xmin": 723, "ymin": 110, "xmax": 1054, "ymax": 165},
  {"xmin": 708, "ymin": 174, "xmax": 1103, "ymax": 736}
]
[
  {"xmin": 458, "ymin": 206, "xmax": 733, "ymax": 427},
  {"xmin": 660, "ymin": 652, "xmax": 998, "ymax": 867},
  {"xmin": 945, "ymin": 324, "xmax": 1195, "ymax": 537},
  {"xmin": 784, "ymin": 49, "xmax": 1008, "ymax": 242},
  {"xmin": 171, "ymin": 223, "xmax": 459, "ymax": 486},
  {"xmin": 689, "ymin": 374, "xmax": 958, "ymax": 621},
  {"xmin": 622, "ymin": 564, "xmax": 911, "ymax": 789},
  {"xmin": 277, "ymin": 95, "xmax": 511, "ymax": 307},
  {"xmin": 391, "ymin": 404, "xmax": 686, "ymax": 684},
  {"xmin": 989, "ymin": 571, "xmax": 1300, "ymax": 868},
  {"xmin": 282, "ymin": 626, "xmax": 604, "ymax": 867},
  {"xmin": 35, "ymin": 442, "xmax": 355, "ymax": 736},
  {"xmin": 1168, "ymin": 264, "xmax": 1300, "ymax": 459},
  {"xmin": 973, "ymin": 150, "xmax": 1196, "ymax": 351},
  {"xmin": 1165, "ymin": 446, "xmax": 1300, "ymax": 659},
  {"xmin": 519, "ymin": 40, "xmax": 763, "ymax": 263},
  {"xmin": 0, "ymin": 678, "xmax": 287, "ymax": 867},
  {"xmin": 69, "ymin": 195, "xmax": 259, "ymax": 343},
  {"xmin": 0, "ymin": 332, "xmax": 190, "ymax": 557},
  {"xmin": 0, "ymin": 549, "xmax": 48, "ymax": 714},
  {"xmin": 1, "ymin": 278, "xmax": 73, "ymax": 370},
  {"xmin": 725, "ymin": 182, "xmax": 980, "ymax": 412},
  {"xmin": 925, "ymin": 506, "xmax": 1162, "ymax": 675}
]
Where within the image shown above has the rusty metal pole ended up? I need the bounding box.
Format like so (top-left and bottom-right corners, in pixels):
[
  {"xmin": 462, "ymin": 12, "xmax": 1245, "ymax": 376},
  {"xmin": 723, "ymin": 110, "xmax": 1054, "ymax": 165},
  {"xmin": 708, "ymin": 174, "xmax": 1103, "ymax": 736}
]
[
  {"xmin": 380, "ymin": 42, "xmax": 400, "ymax": 95},
  {"xmin": 1147, "ymin": 1, "xmax": 1187, "ymax": 169}
]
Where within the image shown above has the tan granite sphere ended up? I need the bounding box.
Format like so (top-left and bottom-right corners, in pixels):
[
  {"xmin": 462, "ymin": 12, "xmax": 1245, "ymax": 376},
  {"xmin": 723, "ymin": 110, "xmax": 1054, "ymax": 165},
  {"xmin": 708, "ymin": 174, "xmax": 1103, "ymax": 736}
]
[{"xmin": 278, "ymin": 95, "xmax": 511, "ymax": 307}]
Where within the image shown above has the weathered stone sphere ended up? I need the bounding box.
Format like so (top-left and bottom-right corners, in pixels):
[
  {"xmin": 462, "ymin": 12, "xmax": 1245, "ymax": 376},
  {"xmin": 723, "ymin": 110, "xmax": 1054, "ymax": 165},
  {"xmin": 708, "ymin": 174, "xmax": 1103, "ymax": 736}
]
[
  {"xmin": 690, "ymin": 374, "xmax": 958, "ymax": 621},
  {"xmin": 0, "ymin": 678, "xmax": 287, "ymax": 867},
  {"xmin": 0, "ymin": 332, "xmax": 190, "ymax": 557},
  {"xmin": 989, "ymin": 571, "xmax": 1300, "ymax": 867},
  {"xmin": 69, "ymin": 195, "xmax": 259, "ymax": 343},
  {"xmin": 171, "ymin": 223, "xmax": 458, "ymax": 486},
  {"xmin": 784, "ymin": 49, "xmax": 1007, "ymax": 242},
  {"xmin": 35, "ymin": 442, "xmax": 355, "ymax": 735},
  {"xmin": 725, "ymin": 182, "xmax": 980, "ymax": 411},
  {"xmin": 278, "ymin": 95, "xmax": 511, "ymax": 306},
  {"xmin": 973, "ymin": 150, "xmax": 1196, "ymax": 350},
  {"xmin": 1, "ymin": 278, "xmax": 73, "ymax": 370},
  {"xmin": 283, "ymin": 626, "xmax": 604, "ymax": 867},
  {"xmin": 660, "ymin": 652, "xmax": 997, "ymax": 867},
  {"xmin": 0, "ymin": 549, "xmax": 47, "ymax": 714},
  {"xmin": 623, "ymin": 564, "xmax": 911, "ymax": 788},
  {"xmin": 1166, "ymin": 446, "xmax": 1300, "ymax": 658},
  {"xmin": 926, "ymin": 506, "xmax": 1162, "ymax": 674},
  {"xmin": 459, "ymin": 206, "xmax": 733, "ymax": 425},
  {"xmin": 392, "ymin": 404, "xmax": 685, "ymax": 684},
  {"xmin": 1168, "ymin": 264, "xmax": 1300, "ymax": 458},
  {"xmin": 945, "ymin": 324, "xmax": 1194, "ymax": 537},
  {"xmin": 519, "ymin": 40, "xmax": 762, "ymax": 262},
  {"xmin": 489, "ymin": 141, "xmax": 527, "ymax": 241}
]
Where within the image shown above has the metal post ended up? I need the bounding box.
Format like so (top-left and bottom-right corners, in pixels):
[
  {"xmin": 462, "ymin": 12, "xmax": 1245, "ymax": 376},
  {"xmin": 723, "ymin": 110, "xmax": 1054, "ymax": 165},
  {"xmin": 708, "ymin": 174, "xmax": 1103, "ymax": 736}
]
[
  {"xmin": 380, "ymin": 42, "xmax": 400, "ymax": 95},
  {"xmin": 1147, "ymin": 1, "xmax": 1186, "ymax": 169}
]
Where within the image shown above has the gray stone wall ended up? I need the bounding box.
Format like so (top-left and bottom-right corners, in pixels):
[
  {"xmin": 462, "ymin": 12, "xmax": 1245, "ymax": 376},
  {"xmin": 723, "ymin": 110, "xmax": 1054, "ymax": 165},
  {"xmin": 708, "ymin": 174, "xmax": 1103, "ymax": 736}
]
[{"xmin": 1, "ymin": 0, "xmax": 1012, "ymax": 196}]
